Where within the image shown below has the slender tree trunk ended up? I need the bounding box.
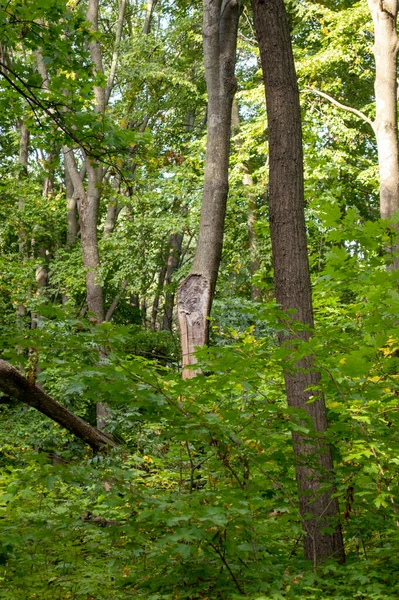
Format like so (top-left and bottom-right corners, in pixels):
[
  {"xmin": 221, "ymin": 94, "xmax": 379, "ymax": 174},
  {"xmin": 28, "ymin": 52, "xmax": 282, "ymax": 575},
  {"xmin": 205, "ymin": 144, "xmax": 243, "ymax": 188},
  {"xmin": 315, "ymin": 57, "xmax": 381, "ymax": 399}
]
[
  {"xmin": 251, "ymin": 0, "xmax": 345, "ymax": 564},
  {"xmin": 244, "ymin": 173, "xmax": 262, "ymax": 302},
  {"xmin": 143, "ymin": 0, "xmax": 158, "ymax": 35},
  {"xmin": 65, "ymin": 157, "xmax": 78, "ymax": 245},
  {"xmin": 82, "ymin": 161, "xmax": 104, "ymax": 322},
  {"xmin": 162, "ymin": 232, "xmax": 183, "ymax": 331},
  {"xmin": 17, "ymin": 121, "xmax": 29, "ymax": 257},
  {"xmin": 16, "ymin": 121, "xmax": 29, "ymax": 321},
  {"xmin": 105, "ymin": 0, "xmax": 127, "ymax": 104},
  {"xmin": 368, "ymin": 0, "xmax": 399, "ymax": 220},
  {"xmin": 104, "ymin": 202, "xmax": 119, "ymax": 237},
  {"xmin": 152, "ymin": 261, "xmax": 168, "ymax": 330},
  {"xmin": 177, "ymin": 0, "xmax": 240, "ymax": 378}
]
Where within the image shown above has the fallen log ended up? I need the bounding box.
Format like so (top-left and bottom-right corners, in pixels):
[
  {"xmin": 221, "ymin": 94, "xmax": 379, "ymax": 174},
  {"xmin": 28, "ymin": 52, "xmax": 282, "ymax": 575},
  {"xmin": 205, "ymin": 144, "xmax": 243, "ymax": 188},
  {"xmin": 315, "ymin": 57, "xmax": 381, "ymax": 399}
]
[{"xmin": 0, "ymin": 360, "xmax": 116, "ymax": 452}]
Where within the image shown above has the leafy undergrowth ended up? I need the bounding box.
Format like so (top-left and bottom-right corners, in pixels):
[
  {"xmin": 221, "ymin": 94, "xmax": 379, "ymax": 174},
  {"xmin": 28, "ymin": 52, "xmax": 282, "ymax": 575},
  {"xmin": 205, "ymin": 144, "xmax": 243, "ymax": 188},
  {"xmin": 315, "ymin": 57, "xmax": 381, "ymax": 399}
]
[{"xmin": 2, "ymin": 223, "xmax": 399, "ymax": 598}]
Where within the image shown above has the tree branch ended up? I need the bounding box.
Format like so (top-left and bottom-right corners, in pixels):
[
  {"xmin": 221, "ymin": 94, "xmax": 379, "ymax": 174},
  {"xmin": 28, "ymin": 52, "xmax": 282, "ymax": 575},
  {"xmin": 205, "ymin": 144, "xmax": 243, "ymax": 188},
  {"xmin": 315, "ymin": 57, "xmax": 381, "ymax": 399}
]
[
  {"xmin": 105, "ymin": 279, "xmax": 127, "ymax": 322},
  {"xmin": 105, "ymin": 0, "xmax": 127, "ymax": 105},
  {"xmin": 305, "ymin": 87, "xmax": 375, "ymax": 132}
]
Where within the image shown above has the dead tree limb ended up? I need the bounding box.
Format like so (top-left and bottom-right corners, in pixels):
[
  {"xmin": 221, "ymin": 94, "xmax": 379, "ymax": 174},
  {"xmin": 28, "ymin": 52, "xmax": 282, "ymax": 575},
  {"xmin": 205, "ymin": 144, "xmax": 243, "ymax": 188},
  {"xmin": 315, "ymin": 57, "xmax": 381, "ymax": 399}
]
[{"xmin": 0, "ymin": 360, "xmax": 116, "ymax": 452}]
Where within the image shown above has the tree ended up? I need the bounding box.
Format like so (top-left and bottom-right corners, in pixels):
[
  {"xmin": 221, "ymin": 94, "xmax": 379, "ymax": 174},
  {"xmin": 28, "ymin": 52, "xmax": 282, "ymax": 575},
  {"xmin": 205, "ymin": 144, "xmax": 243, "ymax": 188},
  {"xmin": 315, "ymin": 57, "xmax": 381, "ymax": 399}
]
[
  {"xmin": 368, "ymin": 0, "xmax": 399, "ymax": 220},
  {"xmin": 177, "ymin": 0, "xmax": 240, "ymax": 378},
  {"xmin": 251, "ymin": 0, "xmax": 345, "ymax": 564}
]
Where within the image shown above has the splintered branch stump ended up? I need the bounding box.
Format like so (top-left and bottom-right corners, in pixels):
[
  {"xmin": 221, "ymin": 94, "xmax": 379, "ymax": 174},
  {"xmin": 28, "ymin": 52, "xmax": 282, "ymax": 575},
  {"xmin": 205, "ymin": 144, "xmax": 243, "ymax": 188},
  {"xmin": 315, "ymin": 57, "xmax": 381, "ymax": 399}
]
[{"xmin": 177, "ymin": 274, "xmax": 211, "ymax": 380}]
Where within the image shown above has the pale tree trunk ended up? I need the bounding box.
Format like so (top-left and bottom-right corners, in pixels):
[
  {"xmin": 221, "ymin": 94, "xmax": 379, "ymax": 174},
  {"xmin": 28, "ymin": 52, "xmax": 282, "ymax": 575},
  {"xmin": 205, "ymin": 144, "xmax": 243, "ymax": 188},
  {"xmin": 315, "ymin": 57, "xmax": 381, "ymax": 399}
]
[
  {"xmin": 368, "ymin": 0, "xmax": 399, "ymax": 220},
  {"xmin": 64, "ymin": 0, "xmax": 128, "ymax": 322},
  {"xmin": 82, "ymin": 0, "xmax": 108, "ymax": 426},
  {"xmin": 82, "ymin": 160, "xmax": 104, "ymax": 323},
  {"xmin": 65, "ymin": 158, "xmax": 78, "ymax": 245},
  {"xmin": 35, "ymin": 49, "xmax": 57, "ymax": 200},
  {"xmin": 103, "ymin": 173, "xmax": 122, "ymax": 237},
  {"xmin": 177, "ymin": 0, "xmax": 240, "ymax": 378},
  {"xmin": 105, "ymin": 0, "xmax": 127, "ymax": 104},
  {"xmin": 78, "ymin": 0, "xmax": 106, "ymax": 323},
  {"xmin": 151, "ymin": 258, "xmax": 168, "ymax": 330},
  {"xmin": 251, "ymin": 0, "xmax": 345, "ymax": 564},
  {"xmin": 162, "ymin": 232, "xmax": 184, "ymax": 331},
  {"xmin": 143, "ymin": 0, "xmax": 158, "ymax": 35}
]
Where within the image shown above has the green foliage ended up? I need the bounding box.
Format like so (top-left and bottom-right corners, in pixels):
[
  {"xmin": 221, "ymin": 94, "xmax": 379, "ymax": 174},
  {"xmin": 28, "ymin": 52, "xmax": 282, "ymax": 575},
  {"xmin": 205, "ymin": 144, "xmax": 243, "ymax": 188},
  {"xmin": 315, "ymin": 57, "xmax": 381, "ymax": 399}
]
[{"xmin": 1, "ymin": 0, "xmax": 399, "ymax": 597}]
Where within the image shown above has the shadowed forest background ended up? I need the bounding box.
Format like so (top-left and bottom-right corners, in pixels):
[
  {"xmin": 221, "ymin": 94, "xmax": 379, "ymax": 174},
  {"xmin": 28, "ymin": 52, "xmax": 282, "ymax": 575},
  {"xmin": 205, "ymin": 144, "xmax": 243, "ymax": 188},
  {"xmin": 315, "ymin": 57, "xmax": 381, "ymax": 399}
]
[{"xmin": 1, "ymin": 0, "xmax": 399, "ymax": 598}]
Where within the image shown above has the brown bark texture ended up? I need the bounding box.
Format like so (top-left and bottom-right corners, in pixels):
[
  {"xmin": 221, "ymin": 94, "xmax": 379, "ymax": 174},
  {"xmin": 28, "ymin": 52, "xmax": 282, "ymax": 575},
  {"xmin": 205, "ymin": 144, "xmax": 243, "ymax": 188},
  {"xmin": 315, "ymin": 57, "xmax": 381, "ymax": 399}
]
[
  {"xmin": 65, "ymin": 157, "xmax": 78, "ymax": 245},
  {"xmin": 251, "ymin": 0, "xmax": 345, "ymax": 564},
  {"xmin": 0, "ymin": 360, "xmax": 116, "ymax": 452},
  {"xmin": 177, "ymin": 0, "xmax": 240, "ymax": 378},
  {"xmin": 368, "ymin": 0, "xmax": 399, "ymax": 220}
]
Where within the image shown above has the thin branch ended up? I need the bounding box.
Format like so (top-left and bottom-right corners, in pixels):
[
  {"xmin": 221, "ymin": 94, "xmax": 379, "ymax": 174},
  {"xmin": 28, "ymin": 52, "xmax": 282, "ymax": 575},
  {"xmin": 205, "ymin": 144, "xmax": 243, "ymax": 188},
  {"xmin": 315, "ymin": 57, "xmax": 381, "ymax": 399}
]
[
  {"xmin": 105, "ymin": 0, "xmax": 127, "ymax": 105},
  {"xmin": 105, "ymin": 279, "xmax": 127, "ymax": 322},
  {"xmin": 209, "ymin": 542, "xmax": 245, "ymax": 595},
  {"xmin": 305, "ymin": 87, "xmax": 375, "ymax": 132}
]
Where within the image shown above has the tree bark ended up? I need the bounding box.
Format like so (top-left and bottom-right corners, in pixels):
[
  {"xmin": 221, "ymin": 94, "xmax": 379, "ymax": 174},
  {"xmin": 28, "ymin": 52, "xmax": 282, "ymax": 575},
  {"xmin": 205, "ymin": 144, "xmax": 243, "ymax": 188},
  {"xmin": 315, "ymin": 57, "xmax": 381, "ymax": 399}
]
[
  {"xmin": 17, "ymin": 121, "xmax": 29, "ymax": 258},
  {"xmin": 82, "ymin": 161, "xmax": 104, "ymax": 323},
  {"xmin": 368, "ymin": 0, "xmax": 399, "ymax": 220},
  {"xmin": 151, "ymin": 261, "xmax": 168, "ymax": 330},
  {"xmin": 177, "ymin": 0, "xmax": 240, "ymax": 378},
  {"xmin": 143, "ymin": 0, "xmax": 158, "ymax": 35},
  {"xmin": 251, "ymin": 0, "xmax": 345, "ymax": 564},
  {"xmin": 0, "ymin": 360, "xmax": 116, "ymax": 452},
  {"xmin": 105, "ymin": 0, "xmax": 127, "ymax": 104},
  {"xmin": 65, "ymin": 157, "xmax": 78, "ymax": 245}
]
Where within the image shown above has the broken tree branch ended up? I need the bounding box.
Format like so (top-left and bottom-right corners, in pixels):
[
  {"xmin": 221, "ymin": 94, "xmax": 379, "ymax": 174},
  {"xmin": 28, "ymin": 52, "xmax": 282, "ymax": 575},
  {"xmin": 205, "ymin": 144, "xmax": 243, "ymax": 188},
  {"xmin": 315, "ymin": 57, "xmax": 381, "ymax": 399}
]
[{"xmin": 0, "ymin": 360, "xmax": 116, "ymax": 452}]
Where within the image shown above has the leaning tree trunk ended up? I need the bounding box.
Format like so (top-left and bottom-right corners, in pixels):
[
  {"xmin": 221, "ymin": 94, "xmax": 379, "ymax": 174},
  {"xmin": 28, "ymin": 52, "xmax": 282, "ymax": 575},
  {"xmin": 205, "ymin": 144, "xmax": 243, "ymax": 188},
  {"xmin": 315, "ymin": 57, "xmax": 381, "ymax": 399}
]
[
  {"xmin": 251, "ymin": 0, "xmax": 345, "ymax": 564},
  {"xmin": 368, "ymin": 0, "xmax": 399, "ymax": 220},
  {"xmin": 177, "ymin": 0, "xmax": 240, "ymax": 378},
  {"xmin": 0, "ymin": 360, "xmax": 115, "ymax": 451}
]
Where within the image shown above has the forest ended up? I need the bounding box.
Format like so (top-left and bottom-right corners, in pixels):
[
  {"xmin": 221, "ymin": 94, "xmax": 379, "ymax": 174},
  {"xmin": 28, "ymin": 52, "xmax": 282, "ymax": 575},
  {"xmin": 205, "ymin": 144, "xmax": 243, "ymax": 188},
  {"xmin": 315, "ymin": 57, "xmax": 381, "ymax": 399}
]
[{"xmin": 1, "ymin": 0, "xmax": 399, "ymax": 597}]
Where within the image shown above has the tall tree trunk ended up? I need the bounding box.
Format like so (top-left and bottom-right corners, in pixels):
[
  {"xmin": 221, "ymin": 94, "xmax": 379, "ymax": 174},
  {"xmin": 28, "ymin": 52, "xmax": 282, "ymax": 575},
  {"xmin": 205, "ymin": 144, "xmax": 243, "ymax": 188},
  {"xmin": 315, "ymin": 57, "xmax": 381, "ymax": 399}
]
[
  {"xmin": 177, "ymin": 0, "xmax": 240, "ymax": 378},
  {"xmin": 82, "ymin": 161, "xmax": 104, "ymax": 323},
  {"xmin": 251, "ymin": 0, "xmax": 345, "ymax": 564},
  {"xmin": 162, "ymin": 232, "xmax": 183, "ymax": 331},
  {"xmin": 368, "ymin": 0, "xmax": 399, "ymax": 220},
  {"xmin": 17, "ymin": 121, "xmax": 29, "ymax": 321},
  {"xmin": 143, "ymin": 0, "xmax": 158, "ymax": 35}
]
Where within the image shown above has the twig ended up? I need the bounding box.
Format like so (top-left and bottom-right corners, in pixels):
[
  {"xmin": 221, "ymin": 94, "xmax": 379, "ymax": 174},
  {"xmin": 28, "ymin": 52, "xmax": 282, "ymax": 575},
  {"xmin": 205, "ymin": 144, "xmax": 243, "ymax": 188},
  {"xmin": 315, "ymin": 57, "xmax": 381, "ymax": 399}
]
[{"xmin": 209, "ymin": 542, "xmax": 245, "ymax": 595}]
